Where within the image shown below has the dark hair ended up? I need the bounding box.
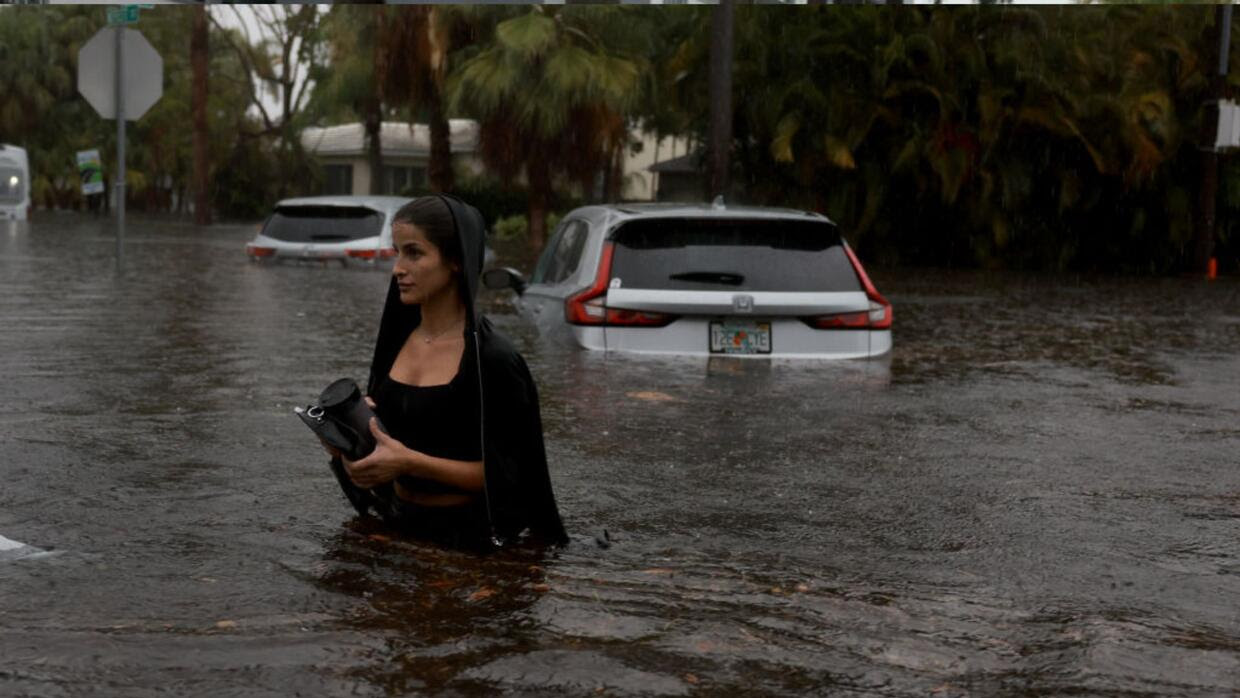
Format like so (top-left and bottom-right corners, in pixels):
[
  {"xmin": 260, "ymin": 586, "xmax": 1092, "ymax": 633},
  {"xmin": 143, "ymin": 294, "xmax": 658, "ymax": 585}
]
[{"xmin": 392, "ymin": 196, "xmax": 463, "ymax": 269}]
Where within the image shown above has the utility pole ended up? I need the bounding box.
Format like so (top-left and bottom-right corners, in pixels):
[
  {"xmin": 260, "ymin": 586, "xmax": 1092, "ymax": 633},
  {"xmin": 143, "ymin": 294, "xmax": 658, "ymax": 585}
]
[
  {"xmin": 191, "ymin": 3, "xmax": 210, "ymax": 225},
  {"xmin": 707, "ymin": 0, "xmax": 735, "ymax": 200},
  {"xmin": 1197, "ymin": 4, "xmax": 1232, "ymax": 277}
]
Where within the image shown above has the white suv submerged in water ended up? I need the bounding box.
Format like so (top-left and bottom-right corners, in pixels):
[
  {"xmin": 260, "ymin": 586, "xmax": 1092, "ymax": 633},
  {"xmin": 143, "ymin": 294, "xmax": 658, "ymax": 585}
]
[
  {"xmin": 484, "ymin": 202, "xmax": 892, "ymax": 359},
  {"xmin": 245, "ymin": 195, "xmax": 412, "ymax": 265}
]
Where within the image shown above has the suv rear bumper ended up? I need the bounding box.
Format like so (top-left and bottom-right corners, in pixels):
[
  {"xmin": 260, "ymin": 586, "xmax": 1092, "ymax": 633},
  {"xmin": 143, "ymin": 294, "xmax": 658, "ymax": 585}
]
[
  {"xmin": 597, "ymin": 319, "xmax": 890, "ymax": 359},
  {"xmin": 245, "ymin": 234, "xmax": 391, "ymax": 263}
]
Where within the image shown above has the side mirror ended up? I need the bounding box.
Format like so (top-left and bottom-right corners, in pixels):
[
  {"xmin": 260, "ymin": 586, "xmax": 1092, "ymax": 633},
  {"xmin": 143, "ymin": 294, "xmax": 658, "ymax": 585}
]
[{"xmin": 482, "ymin": 267, "xmax": 528, "ymax": 295}]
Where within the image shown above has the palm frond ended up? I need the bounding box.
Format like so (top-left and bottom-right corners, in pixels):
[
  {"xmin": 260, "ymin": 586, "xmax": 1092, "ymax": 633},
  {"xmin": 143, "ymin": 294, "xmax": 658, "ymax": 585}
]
[
  {"xmin": 495, "ymin": 10, "xmax": 556, "ymax": 60},
  {"xmin": 771, "ymin": 113, "xmax": 801, "ymax": 164}
]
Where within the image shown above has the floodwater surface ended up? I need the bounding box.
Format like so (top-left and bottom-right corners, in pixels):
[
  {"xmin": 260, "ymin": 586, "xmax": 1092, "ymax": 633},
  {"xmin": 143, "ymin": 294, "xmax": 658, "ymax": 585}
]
[{"xmin": 1, "ymin": 216, "xmax": 1239, "ymax": 696}]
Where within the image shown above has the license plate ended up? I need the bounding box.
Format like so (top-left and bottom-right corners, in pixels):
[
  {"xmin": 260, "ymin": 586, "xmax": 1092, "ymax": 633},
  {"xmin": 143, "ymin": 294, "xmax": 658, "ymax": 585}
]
[{"xmin": 709, "ymin": 320, "xmax": 771, "ymax": 354}]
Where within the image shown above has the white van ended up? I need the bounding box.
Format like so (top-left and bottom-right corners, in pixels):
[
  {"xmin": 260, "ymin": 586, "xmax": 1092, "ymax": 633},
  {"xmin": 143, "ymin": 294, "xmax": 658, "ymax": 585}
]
[{"xmin": 0, "ymin": 144, "xmax": 31, "ymax": 221}]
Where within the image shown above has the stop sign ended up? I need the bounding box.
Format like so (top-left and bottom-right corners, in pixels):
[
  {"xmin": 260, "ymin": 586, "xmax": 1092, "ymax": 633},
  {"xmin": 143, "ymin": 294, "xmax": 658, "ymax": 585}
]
[{"xmin": 77, "ymin": 27, "xmax": 163, "ymax": 121}]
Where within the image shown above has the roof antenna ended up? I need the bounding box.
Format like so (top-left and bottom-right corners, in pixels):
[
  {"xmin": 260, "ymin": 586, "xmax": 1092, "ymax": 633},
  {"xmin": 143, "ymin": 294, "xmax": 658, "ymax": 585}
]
[{"xmin": 711, "ymin": 194, "xmax": 725, "ymax": 209}]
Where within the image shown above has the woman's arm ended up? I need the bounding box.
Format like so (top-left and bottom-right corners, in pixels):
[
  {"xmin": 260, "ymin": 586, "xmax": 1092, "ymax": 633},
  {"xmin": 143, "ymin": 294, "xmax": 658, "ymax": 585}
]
[
  {"xmin": 402, "ymin": 450, "xmax": 485, "ymax": 492},
  {"xmin": 343, "ymin": 418, "xmax": 484, "ymax": 492}
]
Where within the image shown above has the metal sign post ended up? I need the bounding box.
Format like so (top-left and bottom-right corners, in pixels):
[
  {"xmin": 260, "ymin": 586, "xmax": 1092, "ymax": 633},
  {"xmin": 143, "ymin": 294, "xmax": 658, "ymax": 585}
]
[
  {"xmin": 77, "ymin": 6, "xmax": 161, "ymax": 263},
  {"xmin": 114, "ymin": 25, "xmax": 126, "ymax": 261}
]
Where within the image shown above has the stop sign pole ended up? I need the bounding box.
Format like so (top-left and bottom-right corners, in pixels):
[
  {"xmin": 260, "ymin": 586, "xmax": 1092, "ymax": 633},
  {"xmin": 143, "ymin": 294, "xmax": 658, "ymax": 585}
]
[
  {"xmin": 78, "ymin": 10, "xmax": 162, "ymax": 262},
  {"xmin": 114, "ymin": 26, "xmax": 126, "ymax": 259}
]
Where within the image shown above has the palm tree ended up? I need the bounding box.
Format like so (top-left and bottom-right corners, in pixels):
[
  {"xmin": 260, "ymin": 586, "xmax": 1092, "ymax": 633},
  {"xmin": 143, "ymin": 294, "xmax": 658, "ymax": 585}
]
[
  {"xmin": 447, "ymin": 5, "xmax": 648, "ymax": 250},
  {"xmin": 316, "ymin": 5, "xmax": 384, "ymax": 194},
  {"xmin": 316, "ymin": 6, "xmax": 467, "ymax": 195},
  {"xmin": 380, "ymin": 5, "xmax": 462, "ymax": 194},
  {"xmin": 707, "ymin": 0, "xmax": 735, "ymax": 199}
]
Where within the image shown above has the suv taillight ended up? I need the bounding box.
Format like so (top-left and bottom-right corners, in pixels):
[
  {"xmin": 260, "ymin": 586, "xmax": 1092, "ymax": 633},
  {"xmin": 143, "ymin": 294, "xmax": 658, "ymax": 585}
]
[
  {"xmin": 604, "ymin": 308, "xmax": 675, "ymax": 326},
  {"xmin": 804, "ymin": 244, "xmax": 892, "ymax": 330},
  {"xmin": 565, "ymin": 242, "xmax": 613, "ymax": 325},
  {"xmin": 565, "ymin": 242, "xmax": 676, "ymax": 327},
  {"xmin": 346, "ymin": 249, "xmax": 396, "ymax": 259},
  {"xmin": 805, "ymin": 300, "xmax": 890, "ymax": 329}
]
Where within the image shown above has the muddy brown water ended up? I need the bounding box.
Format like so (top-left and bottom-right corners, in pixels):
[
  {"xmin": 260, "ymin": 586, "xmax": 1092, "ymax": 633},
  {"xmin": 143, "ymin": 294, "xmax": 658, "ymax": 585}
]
[{"xmin": 1, "ymin": 215, "xmax": 1238, "ymax": 696}]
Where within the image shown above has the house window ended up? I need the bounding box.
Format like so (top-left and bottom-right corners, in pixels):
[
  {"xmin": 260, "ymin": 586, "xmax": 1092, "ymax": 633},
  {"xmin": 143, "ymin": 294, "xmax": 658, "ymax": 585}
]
[
  {"xmin": 381, "ymin": 165, "xmax": 427, "ymax": 196},
  {"xmin": 323, "ymin": 165, "xmax": 353, "ymax": 195}
]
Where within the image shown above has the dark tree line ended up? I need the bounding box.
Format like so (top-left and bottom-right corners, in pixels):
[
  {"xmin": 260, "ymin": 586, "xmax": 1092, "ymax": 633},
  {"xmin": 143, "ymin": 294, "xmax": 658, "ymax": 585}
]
[{"xmin": 3, "ymin": 4, "xmax": 1238, "ymax": 273}]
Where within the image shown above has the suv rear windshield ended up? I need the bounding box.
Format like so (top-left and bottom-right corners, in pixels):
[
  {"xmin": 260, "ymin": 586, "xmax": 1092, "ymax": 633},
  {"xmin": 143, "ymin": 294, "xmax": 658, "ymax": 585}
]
[
  {"xmin": 610, "ymin": 218, "xmax": 861, "ymax": 292},
  {"xmin": 262, "ymin": 205, "xmax": 383, "ymax": 243}
]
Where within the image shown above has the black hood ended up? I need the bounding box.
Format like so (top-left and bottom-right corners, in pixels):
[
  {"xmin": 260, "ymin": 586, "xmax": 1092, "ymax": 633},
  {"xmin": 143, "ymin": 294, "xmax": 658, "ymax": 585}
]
[
  {"xmin": 368, "ymin": 195, "xmax": 487, "ymax": 390},
  {"xmin": 366, "ymin": 195, "xmax": 568, "ymax": 546}
]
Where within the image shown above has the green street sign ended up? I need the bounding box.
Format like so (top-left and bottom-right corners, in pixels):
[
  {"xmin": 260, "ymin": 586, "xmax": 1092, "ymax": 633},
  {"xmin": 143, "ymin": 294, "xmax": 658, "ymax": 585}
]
[{"xmin": 106, "ymin": 5, "xmax": 140, "ymax": 26}]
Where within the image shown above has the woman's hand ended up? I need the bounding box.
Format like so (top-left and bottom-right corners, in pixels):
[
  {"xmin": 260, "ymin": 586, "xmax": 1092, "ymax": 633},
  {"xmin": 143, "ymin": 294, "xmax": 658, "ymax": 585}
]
[{"xmin": 343, "ymin": 417, "xmax": 416, "ymax": 489}]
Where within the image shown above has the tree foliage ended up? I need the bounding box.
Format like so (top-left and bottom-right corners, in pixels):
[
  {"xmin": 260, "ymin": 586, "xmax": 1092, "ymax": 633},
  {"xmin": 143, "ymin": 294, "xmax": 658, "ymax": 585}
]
[
  {"xmin": 642, "ymin": 5, "xmax": 1230, "ymax": 272},
  {"xmin": 5, "ymin": 4, "xmax": 1239, "ymax": 271},
  {"xmin": 446, "ymin": 5, "xmax": 651, "ymax": 249},
  {"xmin": 0, "ymin": 6, "xmax": 258, "ymax": 215}
]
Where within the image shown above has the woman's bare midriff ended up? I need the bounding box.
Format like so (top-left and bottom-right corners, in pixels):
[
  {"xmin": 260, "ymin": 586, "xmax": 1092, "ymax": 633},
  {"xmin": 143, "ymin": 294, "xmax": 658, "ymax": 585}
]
[{"xmin": 394, "ymin": 480, "xmax": 475, "ymax": 508}]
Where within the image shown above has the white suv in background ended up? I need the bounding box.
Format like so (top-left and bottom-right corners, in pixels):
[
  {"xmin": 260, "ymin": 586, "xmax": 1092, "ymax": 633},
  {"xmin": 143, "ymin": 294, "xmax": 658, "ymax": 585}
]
[
  {"xmin": 484, "ymin": 202, "xmax": 892, "ymax": 359},
  {"xmin": 245, "ymin": 195, "xmax": 412, "ymax": 265}
]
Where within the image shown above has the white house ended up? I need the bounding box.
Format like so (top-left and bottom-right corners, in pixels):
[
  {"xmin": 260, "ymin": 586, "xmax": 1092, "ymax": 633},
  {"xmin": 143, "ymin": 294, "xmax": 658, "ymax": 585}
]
[
  {"xmin": 622, "ymin": 130, "xmax": 695, "ymax": 201},
  {"xmin": 300, "ymin": 120, "xmax": 483, "ymax": 196},
  {"xmin": 302, "ymin": 119, "xmax": 699, "ymax": 203}
]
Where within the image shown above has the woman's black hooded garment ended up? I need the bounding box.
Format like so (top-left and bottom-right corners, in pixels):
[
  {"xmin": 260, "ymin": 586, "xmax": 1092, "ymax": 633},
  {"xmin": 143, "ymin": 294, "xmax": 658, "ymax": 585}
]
[{"xmin": 364, "ymin": 195, "xmax": 568, "ymax": 547}]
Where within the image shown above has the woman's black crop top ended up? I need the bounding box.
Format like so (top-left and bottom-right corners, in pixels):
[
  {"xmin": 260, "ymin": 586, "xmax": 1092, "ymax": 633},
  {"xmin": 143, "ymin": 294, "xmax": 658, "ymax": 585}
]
[{"xmin": 372, "ymin": 349, "xmax": 482, "ymax": 496}]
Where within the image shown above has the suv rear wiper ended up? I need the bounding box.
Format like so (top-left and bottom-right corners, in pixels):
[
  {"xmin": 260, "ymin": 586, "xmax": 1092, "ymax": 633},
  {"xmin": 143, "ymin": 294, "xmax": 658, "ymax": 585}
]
[{"xmin": 669, "ymin": 271, "xmax": 745, "ymax": 286}]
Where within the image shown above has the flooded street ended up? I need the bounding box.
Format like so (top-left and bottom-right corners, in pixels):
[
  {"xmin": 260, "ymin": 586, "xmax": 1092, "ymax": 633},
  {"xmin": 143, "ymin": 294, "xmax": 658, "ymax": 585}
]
[{"xmin": 2, "ymin": 215, "xmax": 1239, "ymax": 696}]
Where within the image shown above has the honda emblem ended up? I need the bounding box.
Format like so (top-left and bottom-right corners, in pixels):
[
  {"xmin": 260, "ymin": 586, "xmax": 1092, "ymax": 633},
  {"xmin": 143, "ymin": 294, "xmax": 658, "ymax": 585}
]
[{"xmin": 732, "ymin": 294, "xmax": 754, "ymax": 313}]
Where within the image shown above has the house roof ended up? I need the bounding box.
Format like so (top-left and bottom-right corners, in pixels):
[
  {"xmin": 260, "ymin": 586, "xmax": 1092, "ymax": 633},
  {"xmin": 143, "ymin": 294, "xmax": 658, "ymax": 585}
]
[
  {"xmin": 649, "ymin": 152, "xmax": 704, "ymax": 174},
  {"xmin": 301, "ymin": 120, "xmax": 479, "ymax": 158}
]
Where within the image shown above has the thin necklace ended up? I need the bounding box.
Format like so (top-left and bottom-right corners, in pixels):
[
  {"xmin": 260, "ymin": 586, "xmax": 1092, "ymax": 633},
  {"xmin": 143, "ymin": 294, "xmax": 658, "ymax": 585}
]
[{"xmin": 419, "ymin": 318, "xmax": 462, "ymax": 344}]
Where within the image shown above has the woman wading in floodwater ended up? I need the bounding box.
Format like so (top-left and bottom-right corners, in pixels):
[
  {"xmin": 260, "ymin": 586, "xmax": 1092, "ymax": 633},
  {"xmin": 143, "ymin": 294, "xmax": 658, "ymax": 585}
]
[{"xmin": 323, "ymin": 196, "xmax": 567, "ymax": 550}]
